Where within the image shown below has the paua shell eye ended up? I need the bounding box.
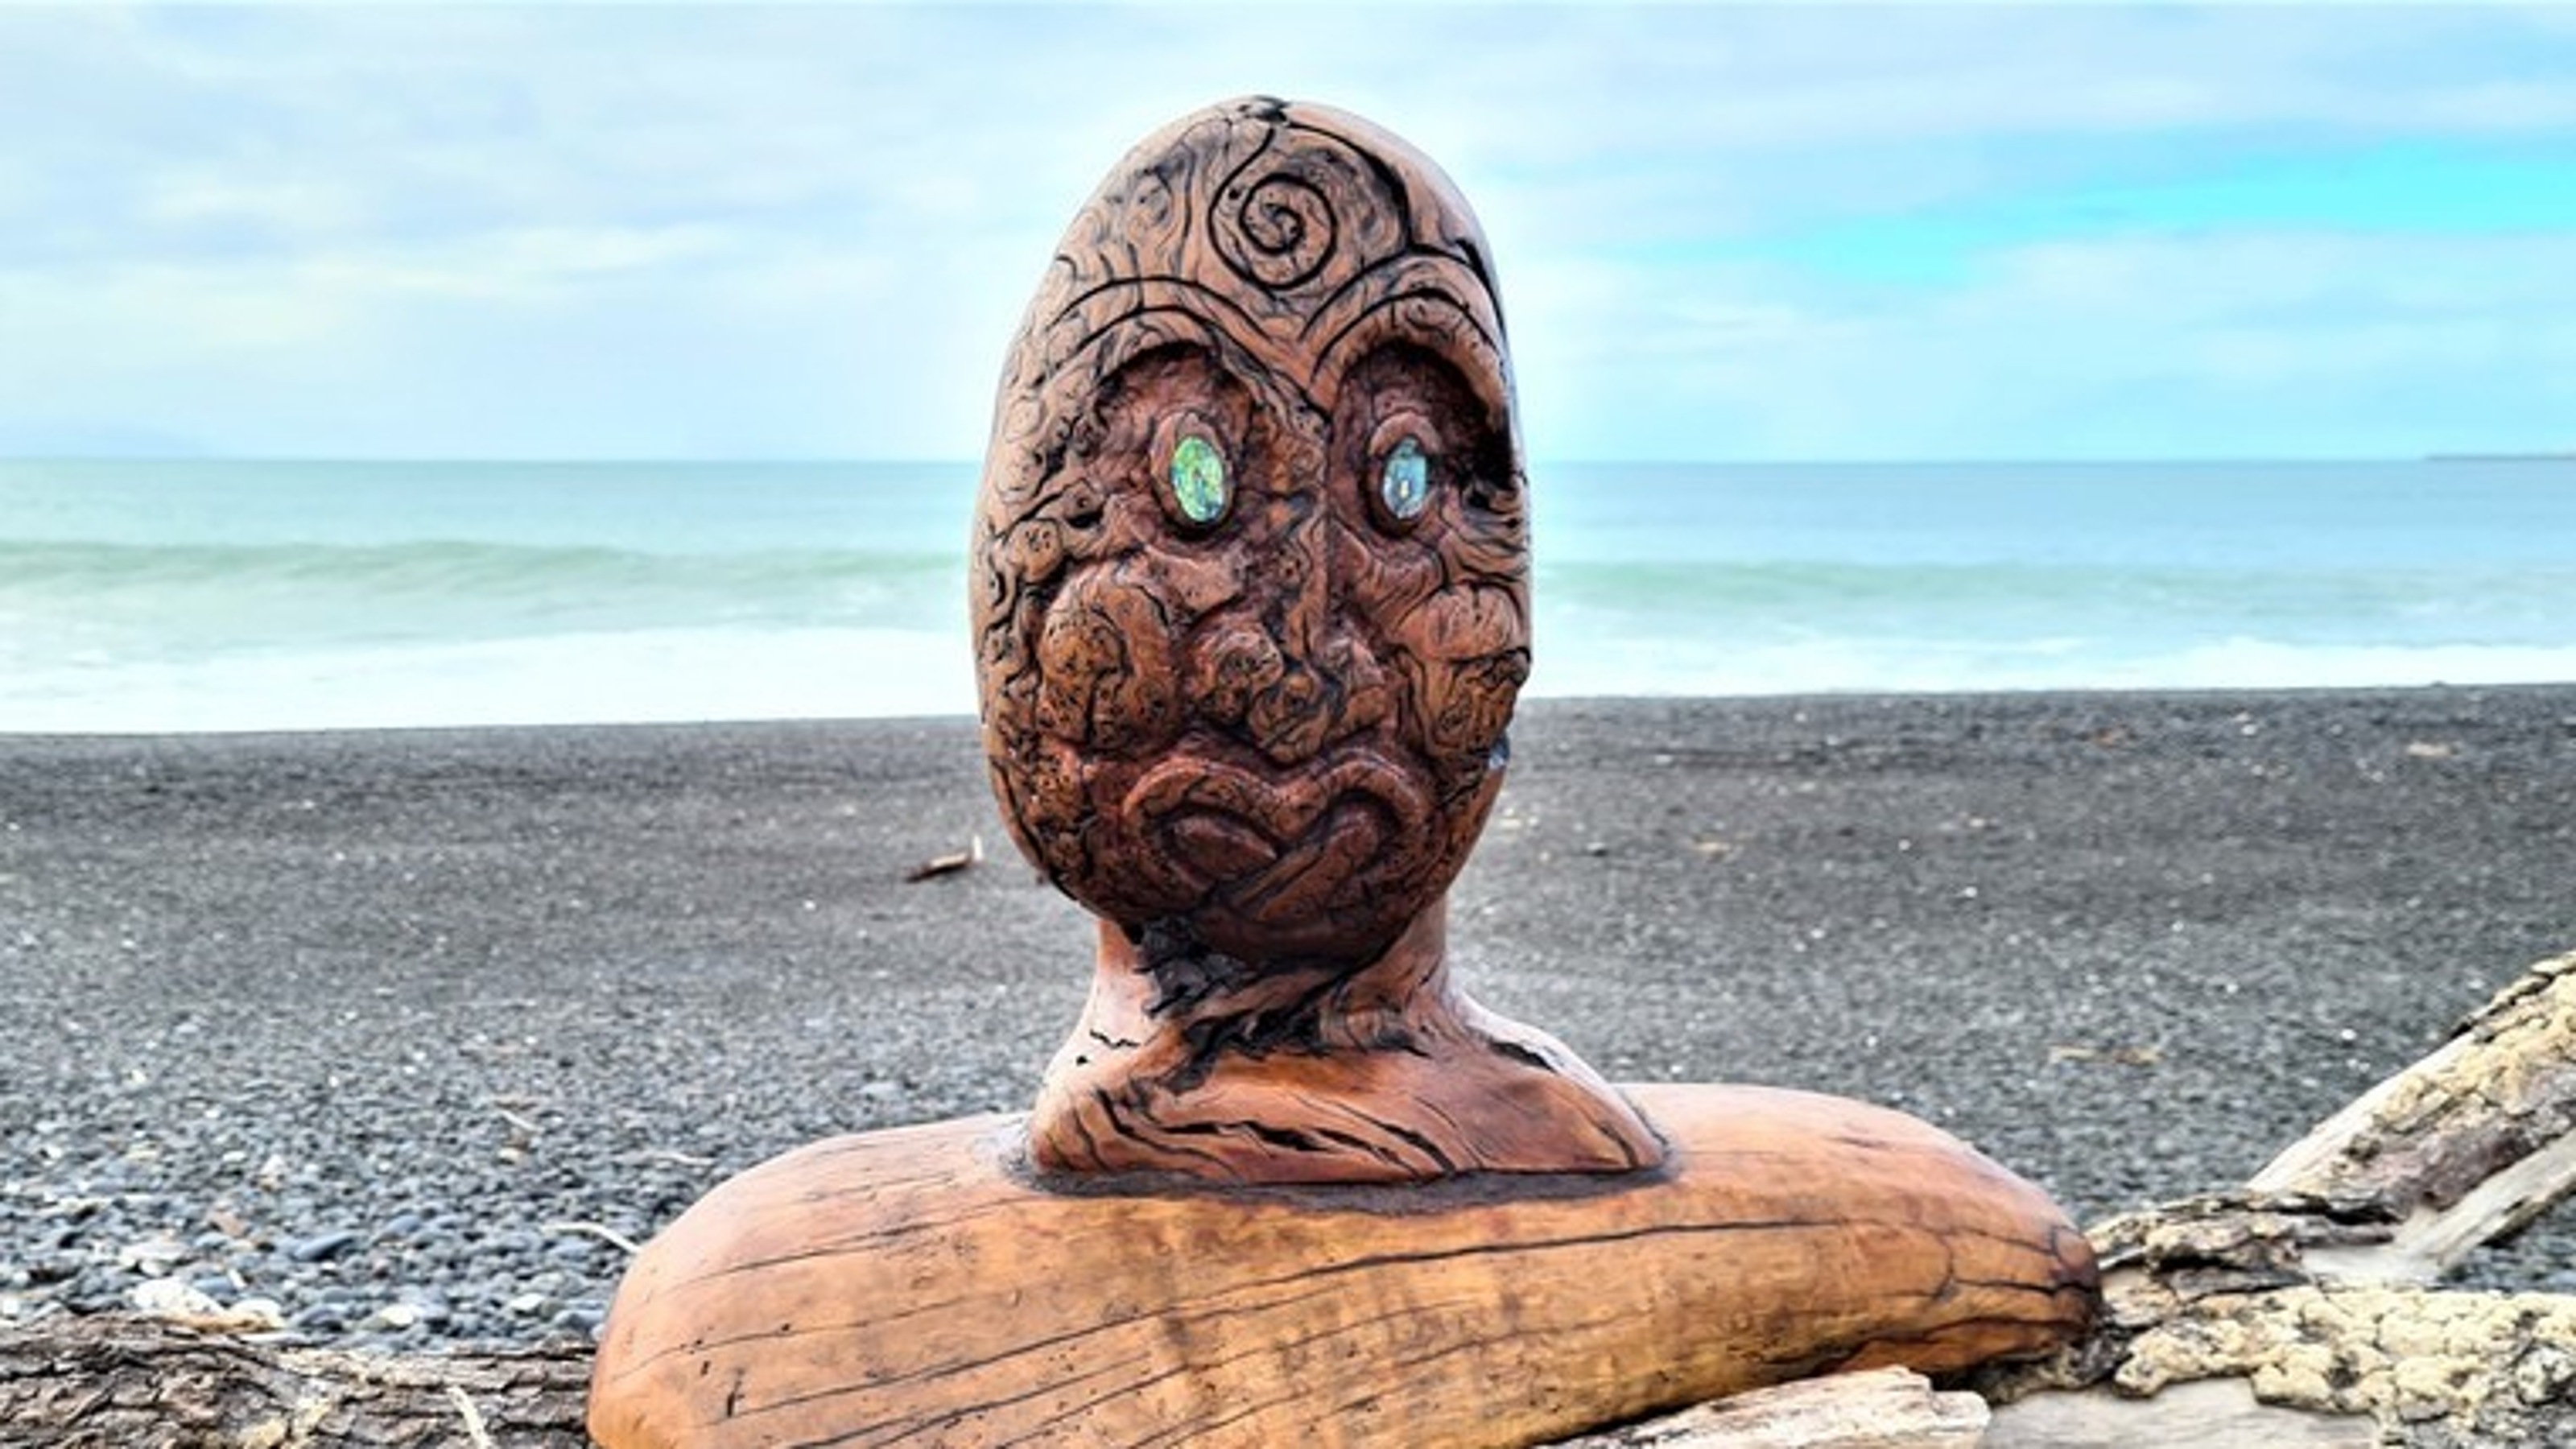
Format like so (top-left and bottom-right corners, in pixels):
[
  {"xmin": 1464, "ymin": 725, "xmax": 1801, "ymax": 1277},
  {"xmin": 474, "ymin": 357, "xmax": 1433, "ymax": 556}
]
[
  {"xmin": 1154, "ymin": 412, "xmax": 1232, "ymax": 529},
  {"xmin": 1365, "ymin": 412, "xmax": 1436, "ymax": 531},
  {"xmin": 1379, "ymin": 436, "xmax": 1430, "ymax": 521},
  {"xmin": 1170, "ymin": 434, "xmax": 1228, "ymax": 523}
]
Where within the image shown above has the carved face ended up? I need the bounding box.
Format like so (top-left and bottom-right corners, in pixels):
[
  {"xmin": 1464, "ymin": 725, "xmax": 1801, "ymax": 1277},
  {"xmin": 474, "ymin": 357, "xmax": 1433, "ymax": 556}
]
[{"xmin": 973, "ymin": 98, "xmax": 1527, "ymax": 967}]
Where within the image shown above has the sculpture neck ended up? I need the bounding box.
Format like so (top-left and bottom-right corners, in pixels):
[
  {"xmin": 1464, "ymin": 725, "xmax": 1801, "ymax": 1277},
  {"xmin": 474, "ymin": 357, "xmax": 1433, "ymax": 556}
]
[
  {"xmin": 1088, "ymin": 899, "xmax": 1454, "ymax": 1069},
  {"xmin": 1030, "ymin": 894, "xmax": 1666, "ymax": 1184}
]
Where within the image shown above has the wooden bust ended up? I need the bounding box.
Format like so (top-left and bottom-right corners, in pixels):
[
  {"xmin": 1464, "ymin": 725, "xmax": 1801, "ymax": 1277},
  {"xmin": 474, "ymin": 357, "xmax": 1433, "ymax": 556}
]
[
  {"xmin": 972, "ymin": 96, "xmax": 1657, "ymax": 1183},
  {"xmin": 590, "ymin": 97, "xmax": 2098, "ymax": 1449}
]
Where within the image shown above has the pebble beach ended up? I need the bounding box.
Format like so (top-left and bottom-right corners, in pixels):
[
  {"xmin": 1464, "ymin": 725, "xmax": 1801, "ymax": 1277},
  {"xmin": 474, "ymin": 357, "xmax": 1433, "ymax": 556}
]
[{"xmin": 3, "ymin": 687, "xmax": 2572, "ymax": 1350}]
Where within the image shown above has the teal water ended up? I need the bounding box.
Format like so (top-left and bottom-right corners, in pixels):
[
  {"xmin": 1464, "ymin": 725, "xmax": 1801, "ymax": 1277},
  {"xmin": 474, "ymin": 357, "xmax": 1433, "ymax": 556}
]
[{"xmin": 2, "ymin": 458, "xmax": 2570, "ymax": 732}]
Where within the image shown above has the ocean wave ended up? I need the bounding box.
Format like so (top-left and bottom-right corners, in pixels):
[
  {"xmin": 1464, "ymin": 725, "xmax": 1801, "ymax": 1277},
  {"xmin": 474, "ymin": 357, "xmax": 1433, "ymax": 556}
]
[
  {"xmin": 1538, "ymin": 558, "xmax": 2576, "ymax": 643},
  {"xmin": 0, "ymin": 537, "xmax": 964, "ymax": 652},
  {"xmin": 0, "ymin": 536, "xmax": 952, "ymax": 594},
  {"xmin": 7, "ymin": 498, "xmax": 2572, "ymax": 728}
]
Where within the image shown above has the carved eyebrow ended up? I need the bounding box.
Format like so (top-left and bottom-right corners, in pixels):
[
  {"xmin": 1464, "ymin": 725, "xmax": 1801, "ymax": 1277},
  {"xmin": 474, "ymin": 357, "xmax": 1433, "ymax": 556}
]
[
  {"xmin": 1045, "ymin": 306, "xmax": 1228, "ymax": 387},
  {"xmin": 1046, "ymin": 274, "xmax": 1269, "ymax": 343},
  {"xmin": 1314, "ymin": 283, "xmax": 1504, "ymax": 370},
  {"xmin": 1310, "ymin": 284, "xmax": 1511, "ymax": 423},
  {"xmin": 1046, "ymin": 298, "xmax": 1331, "ymax": 420},
  {"xmin": 1302, "ymin": 250, "xmax": 1499, "ymax": 351}
]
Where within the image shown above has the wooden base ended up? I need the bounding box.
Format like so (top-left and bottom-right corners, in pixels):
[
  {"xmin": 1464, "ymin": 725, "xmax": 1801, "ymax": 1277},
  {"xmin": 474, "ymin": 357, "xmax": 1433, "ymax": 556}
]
[{"xmin": 588, "ymin": 1084, "xmax": 2097, "ymax": 1448}]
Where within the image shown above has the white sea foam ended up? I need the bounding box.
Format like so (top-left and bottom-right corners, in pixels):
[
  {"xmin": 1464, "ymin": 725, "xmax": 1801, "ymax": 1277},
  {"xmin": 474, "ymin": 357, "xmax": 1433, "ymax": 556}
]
[
  {"xmin": 2093, "ymin": 639, "xmax": 2576, "ymax": 694},
  {"xmin": 2, "ymin": 627, "xmax": 976, "ymax": 734},
  {"xmin": 1525, "ymin": 634, "xmax": 2576, "ymax": 703}
]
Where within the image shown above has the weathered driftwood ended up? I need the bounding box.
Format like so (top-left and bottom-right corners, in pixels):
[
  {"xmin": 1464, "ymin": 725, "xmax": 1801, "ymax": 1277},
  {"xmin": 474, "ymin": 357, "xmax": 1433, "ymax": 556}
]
[
  {"xmin": 1971, "ymin": 946, "xmax": 2576, "ymax": 1447},
  {"xmin": 1550, "ymin": 1367, "xmax": 1989, "ymax": 1447},
  {"xmin": 2247, "ymin": 947, "xmax": 2576, "ymax": 1284},
  {"xmin": 1985, "ymin": 1377, "xmax": 2378, "ymax": 1447},
  {"xmin": 0, "ymin": 1314, "xmax": 590, "ymax": 1447}
]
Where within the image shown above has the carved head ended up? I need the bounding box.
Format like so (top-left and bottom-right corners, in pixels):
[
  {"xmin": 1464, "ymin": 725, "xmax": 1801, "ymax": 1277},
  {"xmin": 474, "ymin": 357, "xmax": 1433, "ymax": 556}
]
[{"xmin": 973, "ymin": 97, "xmax": 1526, "ymax": 968}]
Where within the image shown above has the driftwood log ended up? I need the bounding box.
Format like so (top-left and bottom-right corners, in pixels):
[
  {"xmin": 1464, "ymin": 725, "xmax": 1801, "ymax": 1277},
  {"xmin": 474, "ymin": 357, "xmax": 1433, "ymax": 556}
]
[{"xmin": 0, "ymin": 1315, "xmax": 589, "ymax": 1447}]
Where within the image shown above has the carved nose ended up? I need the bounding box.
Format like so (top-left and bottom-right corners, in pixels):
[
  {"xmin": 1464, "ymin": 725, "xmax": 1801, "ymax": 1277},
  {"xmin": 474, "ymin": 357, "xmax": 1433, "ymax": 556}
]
[
  {"xmin": 1243, "ymin": 508, "xmax": 1381, "ymax": 765},
  {"xmin": 1248, "ymin": 665, "xmax": 1331, "ymax": 765}
]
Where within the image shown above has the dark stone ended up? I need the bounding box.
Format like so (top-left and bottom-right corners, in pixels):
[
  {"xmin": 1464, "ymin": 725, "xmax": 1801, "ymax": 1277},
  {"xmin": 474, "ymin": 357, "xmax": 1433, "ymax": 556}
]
[{"xmin": 287, "ymin": 1229, "xmax": 360, "ymax": 1264}]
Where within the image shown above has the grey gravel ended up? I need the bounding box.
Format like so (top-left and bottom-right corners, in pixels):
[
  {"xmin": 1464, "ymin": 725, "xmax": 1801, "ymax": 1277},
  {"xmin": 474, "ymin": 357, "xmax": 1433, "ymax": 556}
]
[{"xmin": 2, "ymin": 688, "xmax": 2572, "ymax": 1350}]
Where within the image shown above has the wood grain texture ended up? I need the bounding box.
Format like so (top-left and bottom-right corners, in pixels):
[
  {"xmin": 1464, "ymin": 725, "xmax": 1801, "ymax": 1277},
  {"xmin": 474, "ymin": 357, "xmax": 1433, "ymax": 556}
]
[
  {"xmin": 965, "ymin": 96, "xmax": 1662, "ymax": 1183},
  {"xmin": 588, "ymin": 1083, "xmax": 2097, "ymax": 1448},
  {"xmin": 2248, "ymin": 947, "xmax": 2576, "ymax": 1282}
]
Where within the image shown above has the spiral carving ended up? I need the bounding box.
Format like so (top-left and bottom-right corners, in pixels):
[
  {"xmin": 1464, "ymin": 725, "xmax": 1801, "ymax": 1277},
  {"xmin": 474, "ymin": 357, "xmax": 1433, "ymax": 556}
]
[{"xmin": 1216, "ymin": 171, "xmax": 1337, "ymax": 291}]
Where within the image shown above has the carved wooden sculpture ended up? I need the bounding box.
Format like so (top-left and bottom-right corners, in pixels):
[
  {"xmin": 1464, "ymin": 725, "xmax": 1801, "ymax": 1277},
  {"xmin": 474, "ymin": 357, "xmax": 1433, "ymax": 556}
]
[
  {"xmin": 588, "ymin": 97, "xmax": 2097, "ymax": 1447},
  {"xmin": 972, "ymin": 95, "xmax": 1653, "ymax": 1183}
]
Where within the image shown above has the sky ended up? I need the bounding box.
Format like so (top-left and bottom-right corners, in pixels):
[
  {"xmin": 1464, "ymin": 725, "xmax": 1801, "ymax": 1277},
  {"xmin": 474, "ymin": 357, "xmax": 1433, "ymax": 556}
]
[{"xmin": 2, "ymin": 3, "xmax": 2574, "ymax": 463}]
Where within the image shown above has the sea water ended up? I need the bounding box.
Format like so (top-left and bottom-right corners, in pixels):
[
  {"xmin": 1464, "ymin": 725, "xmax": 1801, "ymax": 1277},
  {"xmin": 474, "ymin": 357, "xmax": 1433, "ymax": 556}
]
[{"xmin": 2, "ymin": 457, "xmax": 2570, "ymax": 733}]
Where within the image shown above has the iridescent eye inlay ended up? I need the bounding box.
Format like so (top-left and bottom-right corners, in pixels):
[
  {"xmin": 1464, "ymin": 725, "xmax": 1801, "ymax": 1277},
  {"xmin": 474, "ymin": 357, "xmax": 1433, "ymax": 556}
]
[
  {"xmin": 1380, "ymin": 436, "xmax": 1430, "ymax": 520},
  {"xmin": 1169, "ymin": 433, "xmax": 1228, "ymax": 525}
]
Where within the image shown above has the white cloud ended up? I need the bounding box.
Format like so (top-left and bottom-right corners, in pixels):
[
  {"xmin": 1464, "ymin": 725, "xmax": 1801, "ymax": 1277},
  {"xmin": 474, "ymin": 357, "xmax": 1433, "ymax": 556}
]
[
  {"xmin": 1509, "ymin": 229, "xmax": 2576, "ymax": 459},
  {"xmin": 141, "ymin": 175, "xmax": 373, "ymax": 237}
]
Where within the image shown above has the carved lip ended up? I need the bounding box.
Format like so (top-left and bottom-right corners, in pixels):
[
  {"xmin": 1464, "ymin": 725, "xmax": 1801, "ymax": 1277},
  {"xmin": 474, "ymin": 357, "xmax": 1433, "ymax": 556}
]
[{"xmin": 1122, "ymin": 751, "xmax": 1432, "ymax": 912}]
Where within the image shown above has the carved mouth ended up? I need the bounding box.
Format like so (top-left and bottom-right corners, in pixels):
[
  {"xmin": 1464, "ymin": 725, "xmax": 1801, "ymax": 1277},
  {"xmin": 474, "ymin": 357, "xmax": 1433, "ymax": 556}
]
[{"xmin": 1123, "ymin": 751, "xmax": 1432, "ymax": 921}]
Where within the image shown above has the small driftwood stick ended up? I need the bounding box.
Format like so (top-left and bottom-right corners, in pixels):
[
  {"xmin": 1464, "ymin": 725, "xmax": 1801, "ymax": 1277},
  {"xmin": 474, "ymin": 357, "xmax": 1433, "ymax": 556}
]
[{"xmin": 902, "ymin": 833, "xmax": 984, "ymax": 883}]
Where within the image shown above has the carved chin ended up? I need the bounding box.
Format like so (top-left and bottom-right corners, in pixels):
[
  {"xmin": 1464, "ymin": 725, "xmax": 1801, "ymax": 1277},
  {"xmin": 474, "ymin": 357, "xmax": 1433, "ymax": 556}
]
[{"xmin": 1105, "ymin": 750, "xmax": 1449, "ymax": 960}]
